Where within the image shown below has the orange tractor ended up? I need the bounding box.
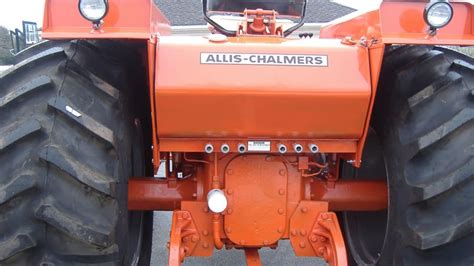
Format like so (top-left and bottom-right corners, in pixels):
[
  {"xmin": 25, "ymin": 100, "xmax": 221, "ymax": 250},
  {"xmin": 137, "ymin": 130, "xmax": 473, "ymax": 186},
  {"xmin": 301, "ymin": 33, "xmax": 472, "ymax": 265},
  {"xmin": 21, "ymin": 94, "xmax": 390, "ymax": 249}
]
[{"xmin": 0, "ymin": 0, "xmax": 473, "ymax": 265}]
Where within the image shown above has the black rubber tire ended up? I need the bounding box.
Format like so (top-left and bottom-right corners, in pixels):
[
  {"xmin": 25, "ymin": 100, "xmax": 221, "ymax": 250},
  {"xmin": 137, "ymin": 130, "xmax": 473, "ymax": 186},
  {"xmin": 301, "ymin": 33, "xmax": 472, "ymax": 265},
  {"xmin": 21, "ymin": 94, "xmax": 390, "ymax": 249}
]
[
  {"xmin": 346, "ymin": 45, "xmax": 474, "ymax": 266},
  {"xmin": 0, "ymin": 40, "xmax": 152, "ymax": 265}
]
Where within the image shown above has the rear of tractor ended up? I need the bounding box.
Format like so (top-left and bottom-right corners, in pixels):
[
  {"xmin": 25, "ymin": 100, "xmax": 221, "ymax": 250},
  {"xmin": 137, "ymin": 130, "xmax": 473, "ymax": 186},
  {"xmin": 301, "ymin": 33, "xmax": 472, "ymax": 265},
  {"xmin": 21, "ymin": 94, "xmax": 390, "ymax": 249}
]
[{"xmin": 0, "ymin": 0, "xmax": 473, "ymax": 265}]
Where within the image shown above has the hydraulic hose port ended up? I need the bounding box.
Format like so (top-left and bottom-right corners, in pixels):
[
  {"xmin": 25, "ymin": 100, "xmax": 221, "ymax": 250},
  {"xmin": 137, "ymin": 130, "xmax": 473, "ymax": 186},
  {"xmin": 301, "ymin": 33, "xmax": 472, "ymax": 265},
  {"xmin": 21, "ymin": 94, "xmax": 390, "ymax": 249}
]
[
  {"xmin": 205, "ymin": 144, "xmax": 214, "ymax": 154},
  {"xmin": 238, "ymin": 144, "xmax": 247, "ymax": 154},
  {"xmin": 221, "ymin": 144, "xmax": 230, "ymax": 154},
  {"xmin": 278, "ymin": 144, "xmax": 287, "ymax": 154},
  {"xmin": 293, "ymin": 144, "xmax": 303, "ymax": 153},
  {"xmin": 309, "ymin": 144, "xmax": 319, "ymax": 154}
]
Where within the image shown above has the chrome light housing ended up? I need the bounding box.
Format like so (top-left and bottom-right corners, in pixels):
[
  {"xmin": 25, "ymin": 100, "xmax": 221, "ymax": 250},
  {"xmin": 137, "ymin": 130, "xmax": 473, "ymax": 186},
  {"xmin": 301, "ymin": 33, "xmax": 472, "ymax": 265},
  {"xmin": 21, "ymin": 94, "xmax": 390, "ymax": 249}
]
[
  {"xmin": 424, "ymin": 0, "xmax": 453, "ymax": 29},
  {"xmin": 79, "ymin": 0, "xmax": 109, "ymax": 22}
]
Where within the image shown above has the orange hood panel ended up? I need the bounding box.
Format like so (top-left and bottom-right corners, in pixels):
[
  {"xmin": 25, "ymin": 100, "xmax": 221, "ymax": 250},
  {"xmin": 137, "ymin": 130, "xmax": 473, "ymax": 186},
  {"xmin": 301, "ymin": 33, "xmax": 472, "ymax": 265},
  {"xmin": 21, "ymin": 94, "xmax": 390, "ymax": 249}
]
[{"xmin": 155, "ymin": 36, "xmax": 371, "ymax": 140}]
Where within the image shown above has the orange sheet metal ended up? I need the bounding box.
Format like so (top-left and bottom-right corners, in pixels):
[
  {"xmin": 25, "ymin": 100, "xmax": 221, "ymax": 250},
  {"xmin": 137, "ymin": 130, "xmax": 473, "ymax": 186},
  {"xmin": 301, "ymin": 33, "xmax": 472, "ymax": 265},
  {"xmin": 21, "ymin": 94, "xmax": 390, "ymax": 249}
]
[
  {"xmin": 320, "ymin": 1, "xmax": 474, "ymax": 45},
  {"xmin": 42, "ymin": 0, "xmax": 170, "ymax": 39},
  {"xmin": 155, "ymin": 37, "xmax": 372, "ymax": 143},
  {"xmin": 159, "ymin": 139, "xmax": 358, "ymax": 154}
]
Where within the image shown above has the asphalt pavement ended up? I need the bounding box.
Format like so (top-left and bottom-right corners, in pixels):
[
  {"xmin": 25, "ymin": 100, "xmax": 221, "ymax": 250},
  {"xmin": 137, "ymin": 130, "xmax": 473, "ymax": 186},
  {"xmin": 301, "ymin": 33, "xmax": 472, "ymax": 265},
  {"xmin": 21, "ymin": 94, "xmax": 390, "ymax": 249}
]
[{"xmin": 151, "ymin": 212, "xmax": 327, "ymax": 266}]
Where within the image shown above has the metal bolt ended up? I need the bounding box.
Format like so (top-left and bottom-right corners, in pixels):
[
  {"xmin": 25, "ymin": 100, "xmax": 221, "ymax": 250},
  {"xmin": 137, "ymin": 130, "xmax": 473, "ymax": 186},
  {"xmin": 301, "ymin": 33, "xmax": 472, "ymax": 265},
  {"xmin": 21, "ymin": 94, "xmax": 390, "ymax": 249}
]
[
  {"xmin": 300, "ymin": 230, "xmax": 307, "ymax": 236},
  {"xmin": 202, "ymin": 230, "xmax": 209, "ymax": 236},
  {"xmin": 191, "ymin": 235, "xmax": 198, "ymax": 242},
  {"xmin": 318, "ymin": 247, "xmax": 325, "ymax": 256},
  {"xmin": 192, "ymin": 193, "xmax": 197, "ymax": 198},
  {"xmin": 227, "ymin": 208, "xmax": 233, "ymax": 214},
  {"xmin": 277, "ymin": 227, "xmax": 284, "ymax": 233},
  {"xmin": 227, "ymin": 189, "xmax": 233, "ymax": 195},
  {"xmin": 301, "ymin": 207, "xmax": 308, "ymax": 213},
  {"xmin": 279, "ymin": 169, "xmax": 286, "ymax": 176},
  {"xmin": 299, "ymin": 241, "xmax": 306, "ymax": 248},
  {"xmin": 221, "ymin": 144, "xmax": 230, "ymax": 154},
  {"xmin": 203, "ymin": 207, "xmax": 209, "ymax": 213},
  {"xmin": 182, "ymin": 212, "xmax": 189, "ymax": 219},
  {"xmin": 291, "ymin": 229, "xmax": 298, "ymax": 236},
  {"xmin": 202, "ymin": 242, "xmax": 209, "ymax": 249},
  {"xmin": 278, "ymin": 189, "xmax": 285, "ymax": 195},
  {"xmin": 310, "ymin": 235, "xmax": 318, "ymax": 242},
  {"xmin": 263, "ymin": 240, "xmax": 269, "ymax": 245},
  {"xmin": 204, "ymin": 144, "xmax": 214, "ymax": 154},
  {"xmin": 227, "ymin": 169, "xmax": 233, "ymax": 175},
  {"xmin": 226, "ymin": 227, "xmax": 232, "ymax": 233},
  {"xmin": 322, "ymin": 213, "xmax": 329, "ymax": 220},
  {"xmin": 278, "ymin": 208, "xmax": 284, "ymax": 215}
]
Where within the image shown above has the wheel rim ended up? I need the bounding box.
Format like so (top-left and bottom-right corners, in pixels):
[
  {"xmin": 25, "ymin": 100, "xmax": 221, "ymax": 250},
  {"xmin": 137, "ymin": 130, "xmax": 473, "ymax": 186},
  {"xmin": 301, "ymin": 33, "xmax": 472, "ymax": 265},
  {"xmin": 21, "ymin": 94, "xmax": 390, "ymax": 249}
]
[{"xmin": 341, "ymin": 129, "xmax": 390, "ymax": 265}]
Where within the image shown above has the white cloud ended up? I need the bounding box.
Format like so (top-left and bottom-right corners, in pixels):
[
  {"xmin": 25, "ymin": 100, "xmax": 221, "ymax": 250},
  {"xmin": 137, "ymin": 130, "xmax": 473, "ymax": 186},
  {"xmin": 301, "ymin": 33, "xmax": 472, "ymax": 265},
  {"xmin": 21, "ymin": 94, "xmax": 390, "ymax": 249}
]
[{"xmin": 0, "ymin": 0, "xmax": 45, "ymax": 30}]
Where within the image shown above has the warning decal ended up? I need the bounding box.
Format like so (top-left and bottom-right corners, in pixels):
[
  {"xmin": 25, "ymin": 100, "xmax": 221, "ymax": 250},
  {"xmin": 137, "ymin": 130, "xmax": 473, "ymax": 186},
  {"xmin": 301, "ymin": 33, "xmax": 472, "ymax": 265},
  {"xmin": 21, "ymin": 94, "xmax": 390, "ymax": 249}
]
[{"xmin": 201, "ymin": 53, "xmax": 328, "ymax": 67}]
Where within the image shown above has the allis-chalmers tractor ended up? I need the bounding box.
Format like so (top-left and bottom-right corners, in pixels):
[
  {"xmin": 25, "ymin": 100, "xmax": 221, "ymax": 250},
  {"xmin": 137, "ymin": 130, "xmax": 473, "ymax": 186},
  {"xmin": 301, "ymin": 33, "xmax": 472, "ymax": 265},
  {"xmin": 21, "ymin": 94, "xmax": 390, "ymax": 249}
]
[{"xmin": 1, "ymin": 0, "xmax": 473, "ymax": 265}]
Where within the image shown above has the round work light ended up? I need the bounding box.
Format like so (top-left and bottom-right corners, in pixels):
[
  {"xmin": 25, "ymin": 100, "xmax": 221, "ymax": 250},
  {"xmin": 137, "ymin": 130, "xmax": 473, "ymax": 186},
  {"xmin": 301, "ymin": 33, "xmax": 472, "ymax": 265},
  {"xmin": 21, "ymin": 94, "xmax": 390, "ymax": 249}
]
[
  {"xmin": 424, "ymin": 1, "xmax": 453, "ymax": 29},
  {"xmin": 79, "ymin": 0, "xmax": 109, "ymax": 22}
]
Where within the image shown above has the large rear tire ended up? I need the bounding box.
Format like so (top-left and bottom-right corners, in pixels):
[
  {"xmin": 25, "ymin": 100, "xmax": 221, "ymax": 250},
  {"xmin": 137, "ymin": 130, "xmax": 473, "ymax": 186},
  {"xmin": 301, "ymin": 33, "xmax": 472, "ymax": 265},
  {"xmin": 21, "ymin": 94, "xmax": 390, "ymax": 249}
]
[
  {"xmin": 0, "ymin": 41, "xmax": 152, "ymax": 265},
  {"xmin": 343, "ymin": 46, "xmax": 474, "ymax": 265}
]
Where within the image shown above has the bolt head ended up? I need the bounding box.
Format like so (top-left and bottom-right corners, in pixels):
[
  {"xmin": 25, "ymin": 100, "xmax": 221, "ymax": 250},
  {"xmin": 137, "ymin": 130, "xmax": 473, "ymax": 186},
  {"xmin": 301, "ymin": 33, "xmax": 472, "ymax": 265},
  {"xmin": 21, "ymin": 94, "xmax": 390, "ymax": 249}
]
[
  {"xmin": 191, "ymin": 235, "xmax": 199, "ymax": 242},
  {"xmin": 318, "ymin": 247, "xmax": 325, "ymax": 256},
  {"xmin": 300, "ymin": 230, "xmax": 307, "ymax": 236},
  {"xmin": 279, "ymin": 169, "xmax": 286, "ymax": 176},
  {"xmin": 291, "ymin": 229, "xmax": 298, "ymax": 236},
  {"xmin": 202, "ymin": 242, "xmax": 209, "ymax": 248},
  {"xmin": 226, "ymin": 227, "xmax": 232, "ymax": 233},
  {"xmin": 182, "ymin": 212, "xmax": 189, "ymax": 219},
  {"xmin": 299, "ymin": 241, "xmax": 306, "ymax": 248},
  {"xmin": 227, "ymin": 189, "xmax": 234, "ymax": 195},
  {"xmin": 310, "ymin": 235, "xmax": 318, "ymax": 242},
  {"xmin": 227, "ymin": 208, "xmax": 233, "ymax": 214},
  {"xmin": 278, "ymin": 208, "xmax": 284, "ymax": 214},
  {"xmin": 321, "ymin": 213, "xmax": 329, "ymax": 220},
  {"xmin": 278, "ymin": 189, "xmax": 285, "ymax": 195},
  {"xmin": 263, "ymin": 240, "xmax": 269, "ymax": 245},
  {"xmin": 202, "ymin": 230, "xmax": 209, "ymax": 236},
  {"xmin": 301, "ymin": 207, "xmax": 308, "ymax": 213},
  {"xmin": 227, "ymin": 169, "xmax": 233, "ymax": 175},
  {"xmin": 277, "ymin": 227, "xmax": 284, "ymax": 233}
]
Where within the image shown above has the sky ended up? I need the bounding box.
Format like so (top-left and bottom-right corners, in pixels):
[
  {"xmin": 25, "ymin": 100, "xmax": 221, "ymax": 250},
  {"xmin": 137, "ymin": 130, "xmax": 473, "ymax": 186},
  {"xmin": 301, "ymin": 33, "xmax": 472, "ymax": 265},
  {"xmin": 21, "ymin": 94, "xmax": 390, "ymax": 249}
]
[{"xmin": 0, "ymin": 0, "xmax": 45, "ymax": 30}]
